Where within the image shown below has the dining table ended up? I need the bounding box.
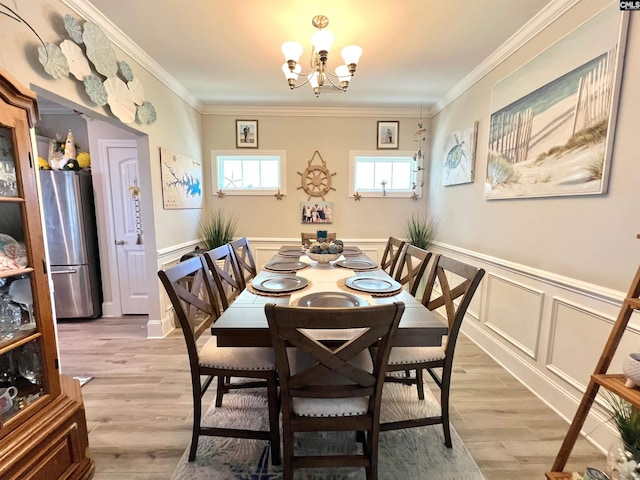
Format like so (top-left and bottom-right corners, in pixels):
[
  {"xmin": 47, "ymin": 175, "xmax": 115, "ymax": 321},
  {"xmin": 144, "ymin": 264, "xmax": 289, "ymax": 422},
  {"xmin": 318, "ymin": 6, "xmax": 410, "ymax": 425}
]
[{"xmin": 210, "ymin": 245, "xmax": 448, "ymax": 348}]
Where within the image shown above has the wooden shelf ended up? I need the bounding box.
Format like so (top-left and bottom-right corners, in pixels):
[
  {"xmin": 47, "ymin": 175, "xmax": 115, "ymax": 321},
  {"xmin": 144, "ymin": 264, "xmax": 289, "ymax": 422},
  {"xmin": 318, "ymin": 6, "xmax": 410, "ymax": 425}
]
[{"xmin": 593, "ymin": 373, "xmax": 640, "ymax": 404}]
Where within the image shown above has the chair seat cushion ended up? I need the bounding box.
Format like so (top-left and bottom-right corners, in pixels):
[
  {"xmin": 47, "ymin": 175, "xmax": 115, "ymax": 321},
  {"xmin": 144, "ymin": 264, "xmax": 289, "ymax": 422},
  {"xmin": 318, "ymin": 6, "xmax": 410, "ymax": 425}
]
[
  {"xmin": 293, "ymin": 396, "xmax": 368, "ymax": 417},
  {"xmin": 199, "ymin": 337, "xmax": 276, "ymax": 370},
  {"xmin": 387, "ymin": 346, "xmax": 446, "ymax": 365}
]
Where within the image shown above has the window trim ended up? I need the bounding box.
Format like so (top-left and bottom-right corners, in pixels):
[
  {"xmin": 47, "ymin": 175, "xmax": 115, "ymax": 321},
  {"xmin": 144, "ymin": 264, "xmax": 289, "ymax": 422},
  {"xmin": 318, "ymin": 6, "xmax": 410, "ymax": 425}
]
[
  {"xmin": 211, "ymin": 150, "xmax": 287, "ymax": 196},
  {"xmin": 349, "ymin": 150, "xmax": 422, "ymax": 199}
]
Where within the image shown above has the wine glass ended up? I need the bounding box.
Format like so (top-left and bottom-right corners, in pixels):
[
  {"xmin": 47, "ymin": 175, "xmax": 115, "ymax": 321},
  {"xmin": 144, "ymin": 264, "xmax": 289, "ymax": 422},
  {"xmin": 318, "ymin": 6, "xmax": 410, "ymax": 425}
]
[{"xmin": 17, "ymin": 342, "xmax": 41, "ymax": 385}]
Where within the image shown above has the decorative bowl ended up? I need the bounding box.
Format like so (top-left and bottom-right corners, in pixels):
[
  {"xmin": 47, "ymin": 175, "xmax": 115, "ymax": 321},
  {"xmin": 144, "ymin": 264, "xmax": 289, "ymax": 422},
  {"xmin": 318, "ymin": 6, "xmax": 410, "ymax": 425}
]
[
  {"xmin": 306, "ymin": 252, "xmax": 341, "ymax": 264},
  {"xmin": 623, "ymin": 352, "xmax": 640, "ymax": 388}
]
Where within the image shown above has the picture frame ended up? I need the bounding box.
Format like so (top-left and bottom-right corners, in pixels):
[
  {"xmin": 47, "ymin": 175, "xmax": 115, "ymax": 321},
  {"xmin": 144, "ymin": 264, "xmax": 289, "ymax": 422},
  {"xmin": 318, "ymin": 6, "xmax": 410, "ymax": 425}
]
[
  {"xmin": 443, "ymin": 121, "xmax": 479, "ymax": 187},
  {"xmin": 236, "ymin": 120, "xmax": 258, "ymax": 148},
  {"xmin": 159, "ymin": 147, "xmax": 203, "ymax": 209},
  {"xmin": 485, "ymin": 5, "xmax": 628, "ymax": 200},
  {"xmin": 377, "ymin": 121, "xmax": 399, "ymax": 149},
  {"xmin": 301, "ymin": 201, "xmax": 333, "ymax": 224}
]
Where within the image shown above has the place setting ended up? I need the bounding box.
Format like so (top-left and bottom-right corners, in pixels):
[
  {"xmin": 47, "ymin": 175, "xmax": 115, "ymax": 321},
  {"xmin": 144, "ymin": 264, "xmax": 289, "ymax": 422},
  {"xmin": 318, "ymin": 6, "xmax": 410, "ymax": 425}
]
[{"xmin": 249, "ymin": 274, "xmax": 310, "ymax": 297}]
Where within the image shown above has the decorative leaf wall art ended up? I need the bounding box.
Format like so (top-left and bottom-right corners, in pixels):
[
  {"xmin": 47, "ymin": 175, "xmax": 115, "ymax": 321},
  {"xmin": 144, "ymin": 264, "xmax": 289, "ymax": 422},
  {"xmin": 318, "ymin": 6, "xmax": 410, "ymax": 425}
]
[{"xmin": 36, "ymin": 13, "xmax": 157, "ymax": 125}]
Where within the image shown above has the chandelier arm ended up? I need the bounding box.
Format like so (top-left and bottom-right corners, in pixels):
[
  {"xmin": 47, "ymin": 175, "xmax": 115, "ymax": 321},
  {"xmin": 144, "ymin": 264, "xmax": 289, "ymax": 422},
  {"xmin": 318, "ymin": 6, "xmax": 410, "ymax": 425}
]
[
  {"xmin": 289, "ymin": 74, "xmax": 312, "ymax": 90},
  {"xmin": 324, "ymin": 75, "xmax": 345, "ymax": 90}
]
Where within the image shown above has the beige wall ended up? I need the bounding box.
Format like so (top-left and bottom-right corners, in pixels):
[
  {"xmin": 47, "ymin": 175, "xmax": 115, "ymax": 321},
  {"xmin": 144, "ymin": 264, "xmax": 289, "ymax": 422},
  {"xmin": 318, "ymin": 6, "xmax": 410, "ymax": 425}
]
[{"xmin": 201, "ymin": 114, "xmax": 430, "ymax": 240}]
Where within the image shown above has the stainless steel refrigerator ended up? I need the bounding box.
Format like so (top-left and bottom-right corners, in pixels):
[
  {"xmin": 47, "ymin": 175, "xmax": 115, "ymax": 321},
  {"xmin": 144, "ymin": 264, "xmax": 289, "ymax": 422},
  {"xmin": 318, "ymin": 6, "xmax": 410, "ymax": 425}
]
[{"xmin": 39, "ymin": 170, "xmax": 102, "ymax": 319}]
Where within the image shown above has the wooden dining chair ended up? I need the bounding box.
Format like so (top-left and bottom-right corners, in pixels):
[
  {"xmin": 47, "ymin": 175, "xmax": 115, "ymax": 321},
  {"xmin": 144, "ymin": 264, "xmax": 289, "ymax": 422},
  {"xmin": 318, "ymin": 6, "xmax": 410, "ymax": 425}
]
[
  {"xmin": 265, "ymin": 302, "xmax": 405, "ymax": 480},
  {"xmin": 301, "ymin": 232, "xmax": 336, "ymax": 246},
  {"xmin": 229, "ymin": 237, "xmax": 257, "ymax": 289},
  {"xmin": 380, "ymin": 237, "xmax": 406, "ymax": 277},
  {"xmin": 157, "ymin": 256, "xmax": 280, "ymax": 464},
  {"xmin": 394, "ymin": 244, "xmax": 433, "ymax": 297},
  {"xmin": 202, "ymin": 244, "xmax": 244, "ymax": 310},
  {"xmin": 381, "ymin": 254, "xmax": 485, "ymax": 448}
]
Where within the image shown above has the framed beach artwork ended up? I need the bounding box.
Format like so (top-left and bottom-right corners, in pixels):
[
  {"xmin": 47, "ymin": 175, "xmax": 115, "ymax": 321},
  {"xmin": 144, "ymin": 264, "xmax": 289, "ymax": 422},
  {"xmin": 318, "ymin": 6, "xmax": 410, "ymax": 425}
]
[
  {"xmin": 301, "ymin": 201, "xmax": 333, "ymax": 224},
  {"xmin": 377, "ymin": 121, "xmax": 399, "ymax": 149},
  {"xmin": 443, "ymin": 121, "xmax": 479, "ymax": 186},
  {"xmin": 160, "ymin": 147, "xmax": 203, "ymax": 209},
  {"xmin": 485, "ymin": 4, "xmax": 628, "ymax": 200},
  {"xmin": 236, "ymin": 120, "xmax": 258, "ymax": 148}
]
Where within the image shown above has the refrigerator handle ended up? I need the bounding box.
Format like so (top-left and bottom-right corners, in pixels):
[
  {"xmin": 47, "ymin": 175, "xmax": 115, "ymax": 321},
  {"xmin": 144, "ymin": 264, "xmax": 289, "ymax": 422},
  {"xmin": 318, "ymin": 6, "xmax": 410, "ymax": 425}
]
[{"xmin": 51, "ymin": 269, "xmax": 78, "ymax": 275}]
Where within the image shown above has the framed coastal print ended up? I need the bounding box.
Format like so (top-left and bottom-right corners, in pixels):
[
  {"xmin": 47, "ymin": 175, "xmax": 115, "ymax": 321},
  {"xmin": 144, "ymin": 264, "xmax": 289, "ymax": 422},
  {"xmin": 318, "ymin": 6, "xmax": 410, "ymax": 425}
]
[
  {"xmin": 301, "ymin": 201, "xmax": 333, "ymax": 224},
  {"xmin": 377, "ymin": 121, "xmax": 399, "ymax": 149},
  {"xmin": 160, "ymin": 147, "xmax": 203, "ymax": 209},
  {"xmin": 443, "ymin": 121, "xmax": 479, "ymax": 186},
  {"xmin": 485, "ymin": 4, "xmax": 628, "ymax": 200},
  {"xmin": 236, "ymin": 120, "xmax": 258, "ymax": 148}
]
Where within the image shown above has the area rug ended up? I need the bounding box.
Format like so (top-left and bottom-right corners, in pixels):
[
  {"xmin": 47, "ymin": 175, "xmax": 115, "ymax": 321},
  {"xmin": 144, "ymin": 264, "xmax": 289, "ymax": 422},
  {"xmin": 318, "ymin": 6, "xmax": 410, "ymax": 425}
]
[{"xmin": 171, "ymin": 382, "xmax": 485, "ymax": 480}]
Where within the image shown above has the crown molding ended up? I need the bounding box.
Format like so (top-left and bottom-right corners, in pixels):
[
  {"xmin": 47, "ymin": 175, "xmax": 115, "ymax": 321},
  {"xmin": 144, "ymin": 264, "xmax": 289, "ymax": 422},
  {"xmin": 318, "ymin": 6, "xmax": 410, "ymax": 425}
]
[
  {"xmin": 61, "ymin": 0, "xmax": 202, "ymax": 112},
  {"xmin": 434, "ymin": 0, "xmax": 581, "ymax": 114},
  {"xmin": 200, "ymin": 105, "xmax": 434, "ymax": 118}
]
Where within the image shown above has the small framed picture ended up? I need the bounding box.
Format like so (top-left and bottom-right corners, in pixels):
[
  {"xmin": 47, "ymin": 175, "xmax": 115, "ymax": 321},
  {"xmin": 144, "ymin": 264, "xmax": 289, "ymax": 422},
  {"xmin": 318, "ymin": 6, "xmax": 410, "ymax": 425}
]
[
  {"xmin": 377, "ymin": 121, "xmax": 399, "ymax": 149},
  {"xmin": 236, "ymin": 120, "xmax": 258, "ymax": 148}
]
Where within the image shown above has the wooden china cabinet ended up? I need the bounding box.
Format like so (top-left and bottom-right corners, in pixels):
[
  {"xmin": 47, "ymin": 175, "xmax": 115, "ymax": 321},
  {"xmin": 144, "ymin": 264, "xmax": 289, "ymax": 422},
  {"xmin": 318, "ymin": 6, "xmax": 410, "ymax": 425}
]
[{"xmin": 0, "ymin": 68, "xmax": 93, "ymax": 478}]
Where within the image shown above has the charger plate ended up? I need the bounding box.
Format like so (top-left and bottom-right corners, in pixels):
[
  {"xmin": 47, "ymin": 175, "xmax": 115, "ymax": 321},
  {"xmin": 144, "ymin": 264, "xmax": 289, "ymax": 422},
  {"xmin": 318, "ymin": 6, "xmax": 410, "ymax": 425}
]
[
  {"xmin": 334, "ymin": 259, "xmax": 378, "ymax": 271},
  {"xmin": 251, "ymin": 275, "xmax": 308, "ymax": 293},
  {"xmin": 264, "ymin": 259, "xmax": 309, "ymax": 272},
  {"xmin": 344, "ymin": 276, "xmax": 402, "ymax": 294},
  {"xmin": 296, "ymin": 291, "xmax": 367, "ymax": 308}
]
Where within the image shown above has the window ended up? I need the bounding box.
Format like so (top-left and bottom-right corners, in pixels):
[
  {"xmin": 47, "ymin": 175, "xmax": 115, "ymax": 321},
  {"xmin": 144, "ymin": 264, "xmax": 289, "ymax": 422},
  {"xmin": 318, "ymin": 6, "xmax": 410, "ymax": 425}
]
[
  {"xmin": 212, "ymin": 150, "xmax": 286, "ymax": 195},
  {"xmin": 349, "ymin": 151, "xmax": 421, "ymax": 198}
]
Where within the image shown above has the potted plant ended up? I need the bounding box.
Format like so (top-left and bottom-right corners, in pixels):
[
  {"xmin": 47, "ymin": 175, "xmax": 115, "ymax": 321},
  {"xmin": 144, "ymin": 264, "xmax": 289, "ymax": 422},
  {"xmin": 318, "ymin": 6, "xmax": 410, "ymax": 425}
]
[
  {"xmin": 404, "ymin": 213, "xmax": 439, "ymax": 250},
  {"xmin": 199, "ymin": 209, "xmax": 239, "ymax": 250},
  {"xmin": 605, "ymin": 394, "xmax": 640, "ymax": 478}
]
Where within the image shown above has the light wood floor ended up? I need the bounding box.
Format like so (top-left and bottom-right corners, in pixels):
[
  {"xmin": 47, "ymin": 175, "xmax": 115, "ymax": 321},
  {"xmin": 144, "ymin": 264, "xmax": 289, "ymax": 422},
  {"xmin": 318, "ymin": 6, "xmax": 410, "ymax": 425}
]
[{"xmin": 56, "ymin": 316, "xmax": 607, "ymax": 480}]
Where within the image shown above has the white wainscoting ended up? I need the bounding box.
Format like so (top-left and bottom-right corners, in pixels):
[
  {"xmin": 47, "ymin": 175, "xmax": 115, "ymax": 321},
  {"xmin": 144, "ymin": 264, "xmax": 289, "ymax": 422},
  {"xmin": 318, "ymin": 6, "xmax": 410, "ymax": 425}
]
[{"xmin": 431, "ymin": 241, "xmax": 638, "ymax": 455}]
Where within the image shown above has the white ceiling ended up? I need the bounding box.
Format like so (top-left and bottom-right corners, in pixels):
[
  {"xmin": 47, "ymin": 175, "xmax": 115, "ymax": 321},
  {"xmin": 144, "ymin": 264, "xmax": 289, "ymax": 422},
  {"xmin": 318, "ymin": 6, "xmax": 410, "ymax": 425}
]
[{"xmin": 70, "ymin": 0, "xmax": 558, "ymax": 112}]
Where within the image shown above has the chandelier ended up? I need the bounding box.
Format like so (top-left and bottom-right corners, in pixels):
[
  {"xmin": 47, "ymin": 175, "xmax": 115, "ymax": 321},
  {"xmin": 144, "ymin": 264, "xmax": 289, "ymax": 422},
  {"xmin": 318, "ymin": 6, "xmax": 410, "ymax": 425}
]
[{"xmin": 281, "ymin": 15, "xmax": 363, "ymax": 97}]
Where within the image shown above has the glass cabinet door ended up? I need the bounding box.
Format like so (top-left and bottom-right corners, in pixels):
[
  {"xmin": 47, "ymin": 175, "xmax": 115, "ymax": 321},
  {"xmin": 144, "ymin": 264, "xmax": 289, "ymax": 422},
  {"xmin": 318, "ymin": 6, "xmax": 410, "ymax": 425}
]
[{"xmin": 0, "ymin": 122, "xmax": 50, "ymax": 426}]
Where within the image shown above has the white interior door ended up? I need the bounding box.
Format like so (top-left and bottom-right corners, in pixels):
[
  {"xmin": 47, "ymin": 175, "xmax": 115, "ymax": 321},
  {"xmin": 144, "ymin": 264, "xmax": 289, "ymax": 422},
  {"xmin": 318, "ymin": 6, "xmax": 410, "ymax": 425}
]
[{"xmin": 106, "ymin": 143, "xmax": 148, "ymax": 314}]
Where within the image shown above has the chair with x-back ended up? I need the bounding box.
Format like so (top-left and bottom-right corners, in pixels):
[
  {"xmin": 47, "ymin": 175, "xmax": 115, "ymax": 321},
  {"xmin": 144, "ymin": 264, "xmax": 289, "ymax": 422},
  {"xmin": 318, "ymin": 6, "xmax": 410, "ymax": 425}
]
[
  {"xmin": 158, "ymin": 256, "xmax": 280, "ymax": 464},
  {"xmin": 394, "ymin": 244, "xmax": 433, "ymax": 297},
  {"xmin": 380, "ymin": 237, "xmax": 406, "ymax": 277},
  {"xmin": 202, "ymin": 244, "xmax": 244, "ymax": 310},
  {"xmin": 229, "ymin": 237, "xmax": 257, "ymax": 289},
  {"xmin": 265, "ymin": 302, "xmax": 405, "ymax": 480},
  {"xmin": 381, "ymin": 254, "xmax": 485, "ymax": 448}
]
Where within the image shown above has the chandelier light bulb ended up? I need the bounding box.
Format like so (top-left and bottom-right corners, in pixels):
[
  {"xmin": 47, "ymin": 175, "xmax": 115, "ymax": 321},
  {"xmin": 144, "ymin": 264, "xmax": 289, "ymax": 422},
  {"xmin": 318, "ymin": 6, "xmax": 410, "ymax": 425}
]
[
  {"xmin": 341, "ymin": 45, "xmax": 362, "ymax": 66},
  {"xmin": 281, "ymin": 41, "xmax": 304, "ymax": 63},
  {"xmin": 311, "ymin": 29, "xmax": 334, "ymax": 54}
]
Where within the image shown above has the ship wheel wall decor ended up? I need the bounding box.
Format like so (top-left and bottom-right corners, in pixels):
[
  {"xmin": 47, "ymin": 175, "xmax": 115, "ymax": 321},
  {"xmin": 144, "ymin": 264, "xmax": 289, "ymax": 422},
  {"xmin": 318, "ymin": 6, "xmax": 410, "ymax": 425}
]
[{"xmin": 297, "ymin": 150, "xmax": 336, "ymax": 200}]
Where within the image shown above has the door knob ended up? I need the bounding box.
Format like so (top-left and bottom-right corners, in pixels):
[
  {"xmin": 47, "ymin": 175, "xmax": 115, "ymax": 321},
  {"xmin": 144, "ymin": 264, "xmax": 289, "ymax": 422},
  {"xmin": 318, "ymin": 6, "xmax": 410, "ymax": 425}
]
[{"xmin": 115, "ymin": 240, "xmax": 127, "ymax": 245}]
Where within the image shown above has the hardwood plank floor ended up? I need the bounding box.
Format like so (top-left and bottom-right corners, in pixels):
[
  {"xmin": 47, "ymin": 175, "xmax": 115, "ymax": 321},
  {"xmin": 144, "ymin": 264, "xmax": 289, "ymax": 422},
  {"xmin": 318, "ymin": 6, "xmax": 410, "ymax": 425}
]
[{"xmin": 56, "ymin": 316, "xmax": 606, "ymax": 479}]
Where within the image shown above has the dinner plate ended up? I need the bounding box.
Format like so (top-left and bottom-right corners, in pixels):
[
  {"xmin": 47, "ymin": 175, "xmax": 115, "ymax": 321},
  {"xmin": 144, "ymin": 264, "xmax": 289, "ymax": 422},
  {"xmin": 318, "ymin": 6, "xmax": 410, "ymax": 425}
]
[
  {"xmin": 334, "ymin": 259, "xmax": 378, "ymax": 271},
  {"xmin": 252, "ymin": 275, "xmax": 309, "ymax": 293},
  {"xmin": 297, "ymin": 291, "xmax": 368, "ymax": 308},
  {"xmin": 341, "ymin": 246, "xmax": 362, "ymax": 256},
  {"xmin": 264, "ymin": 260, "xmax": 308, "ymax": 271},
  {"xmin": 344, "ymin": 276, "xmax": 402, "ymax": 294}
]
